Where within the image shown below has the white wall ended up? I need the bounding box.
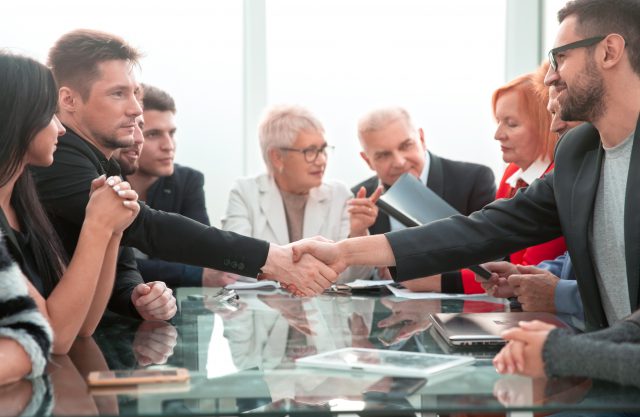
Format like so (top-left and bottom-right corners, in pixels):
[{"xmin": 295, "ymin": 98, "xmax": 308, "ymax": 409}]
[
  {"xmin": 543, "ymin": 0, "xmax": 567, "ymax": 52},
  {"xmin": 263, "ymin": 0, "xmax": 508, "ymax": 191},
  {"xmin": 3, "ymin": 0, "xmax": 514, "ymax": 225},
  {"xmin": 2, "ymin": 0, "xmax": 245, "ymax": 225}
]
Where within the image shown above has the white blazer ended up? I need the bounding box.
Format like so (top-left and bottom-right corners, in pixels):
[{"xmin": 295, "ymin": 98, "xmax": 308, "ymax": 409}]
[{"xmin": 221, "ymin": 173, "xmax": 371, "ymax": 282}]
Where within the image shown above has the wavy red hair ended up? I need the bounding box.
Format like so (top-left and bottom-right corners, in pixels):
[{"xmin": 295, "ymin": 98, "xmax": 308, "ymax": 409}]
[{"xmin": 491, "ymin": 62, "xmax": 556, "ymax": 162}]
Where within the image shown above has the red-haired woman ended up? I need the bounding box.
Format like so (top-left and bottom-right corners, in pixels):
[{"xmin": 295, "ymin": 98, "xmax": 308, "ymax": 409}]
[{"xmin": 403, "ymin": 66, "xmax": 566, "ymax": 295}]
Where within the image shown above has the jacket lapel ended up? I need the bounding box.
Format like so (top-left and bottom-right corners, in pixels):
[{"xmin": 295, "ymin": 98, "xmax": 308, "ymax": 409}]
[
  {"xmin": 426, "ymin": 152, "xmax": 445, "ymax": 198},
  {"xmin": 303, "ymin": 184, "xmax": 330, "ymax": 238},
  {"xmin": 148, "ymin": 176, "xmax": 173, "ymax": 212},
  {"xmin": 624, "ymin": 115, "xmax": 640, "ymax": 310},
  {"xmin": 258, "ymin": 176, "xmax": 289, "ymax": 244},
  {"xmin": 571, "ymin": 143, "xmax": 604, "ymax": 326}
]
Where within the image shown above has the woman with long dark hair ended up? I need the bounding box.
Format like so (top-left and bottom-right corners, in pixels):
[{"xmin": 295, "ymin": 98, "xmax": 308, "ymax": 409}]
[{"xmin": 0, "ymin": 51, "xmax": 140, "ymax": 361}]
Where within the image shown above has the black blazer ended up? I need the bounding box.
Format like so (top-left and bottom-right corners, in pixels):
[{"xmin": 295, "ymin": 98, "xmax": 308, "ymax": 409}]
[
  {"xmin": 386, "ymin": 117, "xmax": 640, "ymax": 330},
  {"xmin": 352, "ymin": 152, "xmax": 496, "ymax": 235},
  {"xmin": 145, "ymin": 164, "xmax": 210, "ymax": 225},
  {"xmin": 135, "ymin": 164, "xmax": 212, "ymax": 288},
  {"xmin": 31, "ymin": 129, "xmax": 270, "ymax": 287}
]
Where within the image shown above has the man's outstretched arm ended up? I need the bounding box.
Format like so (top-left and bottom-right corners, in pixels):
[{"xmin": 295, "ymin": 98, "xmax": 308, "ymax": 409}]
[
  {"xmin": 292, "ymin": 174, "xmax": 562, "ymax": 283},
  {"xmin": 262, "ymin": 243, "xmax": 339, "ymax": 296},
  {"xmin": 291, "ymin": 234, "xmax": 396, "ymax": 276}
]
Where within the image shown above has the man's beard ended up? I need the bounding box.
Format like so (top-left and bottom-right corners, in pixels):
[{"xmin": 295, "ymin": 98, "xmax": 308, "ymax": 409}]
[
  {"xmin": 117, "ymin": 159, "xmax": 138, "ymax": 176},
  {"xmin": 560, "ymin": 56, "xmax": 607, "ymax": 123},
  {"xmin": 99, "ymin": 131, "xmax": 135, "ymax": 150}
]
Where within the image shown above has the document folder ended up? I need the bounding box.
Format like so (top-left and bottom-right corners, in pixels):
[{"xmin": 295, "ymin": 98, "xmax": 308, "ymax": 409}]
[{"xmin": 376, "ymin": 173, "xmax": 491, "ymax": 279}]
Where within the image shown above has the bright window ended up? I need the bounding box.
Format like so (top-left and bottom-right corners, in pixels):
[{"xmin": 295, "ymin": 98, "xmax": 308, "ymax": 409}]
[{"xmin": 264, "ymin": 0, "xmax": 508, "ymax": 189}]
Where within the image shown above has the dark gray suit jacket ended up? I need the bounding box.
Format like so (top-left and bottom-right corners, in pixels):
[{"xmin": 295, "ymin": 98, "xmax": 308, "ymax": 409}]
[{"xmin": 386, "ymin": 117, "xmax": 640, "ymax": 330}]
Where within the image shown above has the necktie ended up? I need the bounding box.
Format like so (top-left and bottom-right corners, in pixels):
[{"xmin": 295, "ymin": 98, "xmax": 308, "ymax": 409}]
[{"xmin": 509, "ymin": 178, "xmax": 529, "ymax": 198}]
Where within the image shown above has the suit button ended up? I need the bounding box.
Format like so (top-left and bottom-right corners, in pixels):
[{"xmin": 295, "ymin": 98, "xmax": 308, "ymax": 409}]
[
  {"xmin": 223, "ymin": 259, "xmax": 230, "ymax": 266},
  {"xmin": 238, "ymin": 262, "xmax": 245, "ymax": 271}
]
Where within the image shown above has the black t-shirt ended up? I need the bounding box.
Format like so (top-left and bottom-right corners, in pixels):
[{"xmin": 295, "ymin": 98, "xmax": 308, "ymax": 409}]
[{"xmin": 10, "ymin": 227, "xmax": 48, "ymax": 296}]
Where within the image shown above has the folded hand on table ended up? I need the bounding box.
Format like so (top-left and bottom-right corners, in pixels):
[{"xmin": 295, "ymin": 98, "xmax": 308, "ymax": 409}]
[{"xmin": 493, "ymin": 320, "xmax": 557, "ymax": 378}]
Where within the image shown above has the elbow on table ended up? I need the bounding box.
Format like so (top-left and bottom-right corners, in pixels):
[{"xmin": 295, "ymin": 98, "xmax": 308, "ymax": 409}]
[{"xmin": 52, "ymin": 333, "xmax": 81, "ymax": 355}]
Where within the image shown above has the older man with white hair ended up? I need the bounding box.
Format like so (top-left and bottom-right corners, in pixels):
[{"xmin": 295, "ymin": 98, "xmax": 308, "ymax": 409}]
[{"xmin": 352, "ymin": 106, "xmax": 496, "ymax": 292}]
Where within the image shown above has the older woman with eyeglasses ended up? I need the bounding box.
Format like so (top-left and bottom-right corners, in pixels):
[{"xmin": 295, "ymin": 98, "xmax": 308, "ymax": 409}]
[{"xmin": 222, "ymin": 105, "xmax": 372, "ymax": 283}]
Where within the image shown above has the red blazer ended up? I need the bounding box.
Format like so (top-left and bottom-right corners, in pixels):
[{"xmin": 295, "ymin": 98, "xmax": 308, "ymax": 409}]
[{"xmin": 461, "ymin": 162, "xmax": 567, "ymax": 293}]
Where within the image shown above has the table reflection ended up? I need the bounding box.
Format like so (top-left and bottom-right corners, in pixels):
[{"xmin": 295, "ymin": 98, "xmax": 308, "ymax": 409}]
[
  {"xmin": 220, "ymin": 293, "xmax": 375, "ymax": 372},
  {"xmin": 2, "ymin": 288, "xmax": 639, "ymax": 416}
]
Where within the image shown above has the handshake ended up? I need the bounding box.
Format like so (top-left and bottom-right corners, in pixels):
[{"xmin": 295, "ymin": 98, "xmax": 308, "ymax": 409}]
[{"xmin": 259, "ymin": 237, "xmax": 349, "ymax": 297}]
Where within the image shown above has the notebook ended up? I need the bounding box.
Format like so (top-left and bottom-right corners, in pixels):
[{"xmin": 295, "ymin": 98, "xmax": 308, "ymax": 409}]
[
  {"xmin": 430, "ymin": 312, "xmax": 568, "ymax": 347},
  {"xmin": 376, "ymin": 173, "xmax": 491, "ymax": 279}
]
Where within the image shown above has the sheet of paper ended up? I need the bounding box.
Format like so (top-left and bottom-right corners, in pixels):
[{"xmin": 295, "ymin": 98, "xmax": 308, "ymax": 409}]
[
  {"xmin": 226, "ymin": 280, "xmax": 280, "ymax": 290},
  {"xmin": 385, "ymin": 284, "xmax": 503, "ymax": 301},
  {"xmin": 346, "ymin": 279, "xmax": 394, "ymax": 288}
]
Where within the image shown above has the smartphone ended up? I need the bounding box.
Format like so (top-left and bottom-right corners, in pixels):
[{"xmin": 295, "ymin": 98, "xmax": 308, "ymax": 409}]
[
  {"xmin": 87, "ymin": 368, "xmax": 190, "ymax": 387},
  {"xmin": 363, "ymin": 376, "xmax": 427, "ymax": 400},
  {"xmin": 469, "ymin": 265, "xmax": 492, "ymax": 281},
  {"xmin": 90, "ymin": 381, "xmax": 191, "ymax": 396}
]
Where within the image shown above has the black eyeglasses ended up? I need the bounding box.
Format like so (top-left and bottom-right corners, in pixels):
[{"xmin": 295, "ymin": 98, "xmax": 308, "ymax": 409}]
[
  {"xmin": 279, "ymin": 144, "xmax": 334, "ymax": 163},
  {"xmin": 548, "ymin": 35, "xmax": 606, "ymax": 71}
]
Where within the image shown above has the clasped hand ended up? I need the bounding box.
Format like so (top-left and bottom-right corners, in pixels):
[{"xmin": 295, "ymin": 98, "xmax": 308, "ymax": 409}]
[
  {"xmin": 87, "ymin": 175, "xmax": 140, "ymax": 234},
  {"xmin": 261, "ymin": 237, "xmax": 347, "ymax": 297}
]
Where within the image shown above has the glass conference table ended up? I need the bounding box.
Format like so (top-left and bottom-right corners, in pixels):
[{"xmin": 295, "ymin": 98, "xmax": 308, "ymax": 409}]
[{"xmin": 11, "ymin": 286, "xmax": 640, "ymax": 416}]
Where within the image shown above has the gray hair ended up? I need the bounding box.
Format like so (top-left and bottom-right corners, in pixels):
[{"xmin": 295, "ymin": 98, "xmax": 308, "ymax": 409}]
[
  {"xmin": 357, "ymin": 106, "xmax": 417, "ymax": 142},
  {"xmin": 258, "ymin": 104, "xmax": 325, "ymax": 173}
]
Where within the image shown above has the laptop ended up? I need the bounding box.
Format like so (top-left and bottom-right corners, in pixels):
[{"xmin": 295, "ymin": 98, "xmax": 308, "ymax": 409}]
[{"xmin": 430, "ymin": 312, "xmax": 567, "ymax": 347}]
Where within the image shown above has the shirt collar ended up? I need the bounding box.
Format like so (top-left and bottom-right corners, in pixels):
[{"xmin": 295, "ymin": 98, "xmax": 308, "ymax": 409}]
[
  {"xmin": 420, "ymin": 151, "xmax": 430, "ymax": 185},
  {"xmin": 505, "ymin": 157, "xmax": 551, "ymax": 187}
]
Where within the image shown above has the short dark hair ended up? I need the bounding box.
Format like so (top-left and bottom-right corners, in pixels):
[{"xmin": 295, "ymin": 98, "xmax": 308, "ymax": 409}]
[
  {"xmin": 141, "ymin": 84, "xmax": 176, "ymax": 113},
  {"xmin": 558, "ymin": 0, "xmax": 640, "ymax": 75},
  {"xmin": 48, "ymin": 29, "xmax": 142, "ymax": 100}
]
